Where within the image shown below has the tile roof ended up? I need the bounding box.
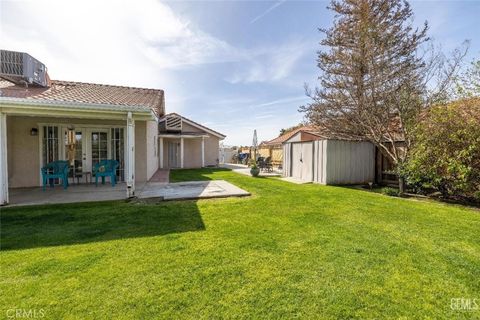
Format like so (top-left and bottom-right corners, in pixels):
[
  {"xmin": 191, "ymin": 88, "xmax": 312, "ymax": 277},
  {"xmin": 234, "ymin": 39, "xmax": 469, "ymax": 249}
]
[{"xmin": 0, "ymin": 78, "xmax": 165, "ymax": 116}]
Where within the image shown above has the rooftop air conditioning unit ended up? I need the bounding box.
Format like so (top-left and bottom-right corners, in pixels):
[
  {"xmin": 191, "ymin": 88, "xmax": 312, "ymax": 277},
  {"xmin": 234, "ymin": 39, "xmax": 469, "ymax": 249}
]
[{"xmin": 0, "ymin": 49, "xmax": 48, "ymax": 87}]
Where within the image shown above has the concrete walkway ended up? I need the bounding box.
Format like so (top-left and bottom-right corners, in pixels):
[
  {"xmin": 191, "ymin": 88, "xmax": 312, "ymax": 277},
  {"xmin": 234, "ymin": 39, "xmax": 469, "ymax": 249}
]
[
  {"xmin": 221, "ymin": 163, "xmax": 282, "ymax": 177},
  {"xmin": 6, "ymin": 180, "xmax": 249, "ymax": 207},
  {"xmin": 148, "ymin": 169, "xmax": 170, "ymax": 183}
]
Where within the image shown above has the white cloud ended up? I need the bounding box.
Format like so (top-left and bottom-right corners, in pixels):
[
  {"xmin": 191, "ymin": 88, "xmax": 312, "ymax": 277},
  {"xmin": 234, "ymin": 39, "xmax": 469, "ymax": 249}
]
[
  {"xmin": 0, "ymin": 0, "xmax": 237, "ymax": 88},
  {"xmin": 0, "ymin": 0, "xmax": 312, "ymax": 146},
  {"xmin": 226, "ymin": 39, "xmax": 311, "ymax": 84}
]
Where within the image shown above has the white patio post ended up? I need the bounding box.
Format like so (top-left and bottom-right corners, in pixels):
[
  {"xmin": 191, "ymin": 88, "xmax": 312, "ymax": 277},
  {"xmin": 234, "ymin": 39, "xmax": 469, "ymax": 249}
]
[
  {"xmin": 159, "ymin": 137, "xmax": 164, "ymax": 169},
  {"xmin": 0, "ymin": 112, "xmax": 9, "ymax": 205},
  {"xmin": 126, "ymin": 112, "xmax": 135, "ymax": 198},
  {"xmin": 180, "ymin": 137, "xmax": 184, "ymax": 168},
  {"xmin": 201, "ymin": 137, "xmax": 205, "ymax": 167}
]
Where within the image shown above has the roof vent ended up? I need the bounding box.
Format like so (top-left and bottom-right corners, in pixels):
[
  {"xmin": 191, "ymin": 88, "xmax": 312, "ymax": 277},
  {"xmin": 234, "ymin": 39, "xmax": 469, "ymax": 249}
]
[
  {"xmin": 0, "ymin": 50, "xmax": 48, "ymax": 87},
  {"xmin": 165, "ymin": 114, "xmax": 182, "ymax": 132}
]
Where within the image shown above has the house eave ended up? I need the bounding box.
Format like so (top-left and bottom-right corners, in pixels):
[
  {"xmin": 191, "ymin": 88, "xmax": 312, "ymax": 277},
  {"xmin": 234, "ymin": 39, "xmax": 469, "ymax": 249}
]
[
  {"xmin": 158, "ymin": 133, "xmax": 209, "ymax": 139},
  {"xmin": 0, "ymin": 97, "xmax": 156, "ymax": 121}
]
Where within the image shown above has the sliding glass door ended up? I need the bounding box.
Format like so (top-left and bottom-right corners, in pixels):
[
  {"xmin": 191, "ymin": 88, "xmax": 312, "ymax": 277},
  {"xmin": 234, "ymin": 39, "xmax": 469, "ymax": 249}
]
[{"xmin": 63, "ymin": 128, "xmax": 86, "ymax": 179}]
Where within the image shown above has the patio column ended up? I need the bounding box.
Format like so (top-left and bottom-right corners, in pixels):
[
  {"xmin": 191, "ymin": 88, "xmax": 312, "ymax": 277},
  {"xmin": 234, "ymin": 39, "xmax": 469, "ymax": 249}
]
[
  {"xmin": 201, "ymin": 137, "xmax": 205, "ymax": 167},
  {"xmin": 126, "ymin": 112, "xmax": 135, "ymax": 198},
  {"xmin": 180, "ymin": 137, "xmax": 184, "ymax": 168},
  {"xmin": 159, "ymin": 137, "xmax": 164, "ymax": 169},
  {"xmin": 0, "ymin": 112, "xmax": 8, "ymax": 205}
]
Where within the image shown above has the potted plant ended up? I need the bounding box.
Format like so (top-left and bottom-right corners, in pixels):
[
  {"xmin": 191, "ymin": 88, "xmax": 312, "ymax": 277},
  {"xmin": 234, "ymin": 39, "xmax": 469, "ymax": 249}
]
[{"xmin": 250, "ymin": 162, "xmax": 260, "ymax": 177}]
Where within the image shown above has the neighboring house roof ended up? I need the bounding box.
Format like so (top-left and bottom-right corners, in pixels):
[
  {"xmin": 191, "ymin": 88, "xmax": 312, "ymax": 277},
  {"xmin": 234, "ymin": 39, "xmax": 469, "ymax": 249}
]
[
  {"xmin": 159, "ymin": 113, "xmax": 226, "ymax": 139},
  {"xmin": 261, "ymin": 126, "xmax": 318, "ymax": 146},
  {"xmin": 0, "ymin": 79, "xmax": 165, "ymax": 116}
]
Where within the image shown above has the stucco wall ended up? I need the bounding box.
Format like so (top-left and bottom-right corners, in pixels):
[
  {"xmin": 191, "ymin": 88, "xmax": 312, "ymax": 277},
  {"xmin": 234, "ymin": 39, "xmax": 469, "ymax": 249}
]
[
  {"xmin": 134, "ymin": 121, "xmax": 147, "ymax": 182},
  {"xmin": 145, "ymin": 120, "xmax": 159, "ymax": 180},
  {"xmin": 6, "ymin": 115, "xmax": 152, "ymax": 187},
  {"xmin": 183, "ymin": 138, "xmax": 202, "ymax": 168},
  {"xmin": 204, "ymin": 135, "xmax": 219, "ymax": 166},
  {"xmin": 7, "ymin": 116, "xmax": 40, "ymax": 188}
]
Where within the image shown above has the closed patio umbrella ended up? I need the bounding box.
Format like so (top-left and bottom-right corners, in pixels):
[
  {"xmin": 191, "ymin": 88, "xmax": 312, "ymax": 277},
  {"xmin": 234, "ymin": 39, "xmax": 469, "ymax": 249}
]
[{"xmin": 252, "ymin": 129, "xmax": 258, "ymax": 161}]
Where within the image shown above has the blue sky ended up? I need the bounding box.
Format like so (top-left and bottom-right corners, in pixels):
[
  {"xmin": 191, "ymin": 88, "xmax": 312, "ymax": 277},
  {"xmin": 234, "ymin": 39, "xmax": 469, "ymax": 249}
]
[{"xmin": 1, "ymin": 0, "xmax": 479, "ymax": 145}]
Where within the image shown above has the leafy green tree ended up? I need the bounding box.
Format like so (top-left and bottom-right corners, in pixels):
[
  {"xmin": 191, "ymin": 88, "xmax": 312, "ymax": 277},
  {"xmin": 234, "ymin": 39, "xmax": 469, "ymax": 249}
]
[
  {"xmin": 404, "ymin": 98, "xmax": 480, "ymax": 201},
  {"xmin": 279, "ymin": 124, "xmax": 303, "ymax": 136},
  {"xmin": 302, "ymin": 0, "xmax": 467, "ymax": 192}
]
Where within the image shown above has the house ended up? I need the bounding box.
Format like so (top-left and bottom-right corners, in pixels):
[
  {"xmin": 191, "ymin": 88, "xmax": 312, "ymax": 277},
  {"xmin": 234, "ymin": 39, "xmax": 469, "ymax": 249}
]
[
  {"xmin": 0, "ymin": 50, "xmax": 224, "ymax": 205},
  {"xmin": 282, "ymin": 127, "xmax": 384, "ymax": 185}
]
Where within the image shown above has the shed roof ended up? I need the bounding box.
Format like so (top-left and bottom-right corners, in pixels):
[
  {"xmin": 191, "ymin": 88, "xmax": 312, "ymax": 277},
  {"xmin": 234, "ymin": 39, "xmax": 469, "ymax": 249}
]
[{"xmin": 261, "ymin": 126, "xmax": 318, "ymax": 146}]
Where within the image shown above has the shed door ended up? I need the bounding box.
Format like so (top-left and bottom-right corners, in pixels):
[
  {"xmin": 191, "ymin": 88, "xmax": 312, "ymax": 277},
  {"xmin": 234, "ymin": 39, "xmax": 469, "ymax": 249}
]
[
  {"xmin": 291, "ymin": 142, "xmax": 313, "ymax": 181},
  {"xmin": 291, "ymin": 143, "xmax": 303, "ymax": 179},
  {"xmin": 301, "ymin": 143, "xmax": 313, "ymax": 181}
]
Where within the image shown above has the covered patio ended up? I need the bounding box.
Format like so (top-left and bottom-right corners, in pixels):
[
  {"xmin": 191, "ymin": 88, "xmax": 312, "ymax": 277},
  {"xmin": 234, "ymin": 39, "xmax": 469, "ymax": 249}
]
[{"xmin": 0, "ymin": 98, "xmax": 153, "ymax": 206}]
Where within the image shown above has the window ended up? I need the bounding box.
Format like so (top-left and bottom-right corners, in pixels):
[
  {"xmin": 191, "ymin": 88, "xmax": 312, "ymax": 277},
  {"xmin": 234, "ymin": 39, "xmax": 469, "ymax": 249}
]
[{"xmin": 42, "ymin": 126, "xmax": 59, "ymax": 165}]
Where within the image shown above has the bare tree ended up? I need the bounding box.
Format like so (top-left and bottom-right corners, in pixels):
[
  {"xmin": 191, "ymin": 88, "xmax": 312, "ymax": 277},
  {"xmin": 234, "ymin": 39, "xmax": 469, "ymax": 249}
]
[
  {"xmin": 301, "ymin": 0, "xmax": 467, "ymax": 191},
  {"xmin": 454, "ymin": 56, "xmax": 480, "ymax": 98}
]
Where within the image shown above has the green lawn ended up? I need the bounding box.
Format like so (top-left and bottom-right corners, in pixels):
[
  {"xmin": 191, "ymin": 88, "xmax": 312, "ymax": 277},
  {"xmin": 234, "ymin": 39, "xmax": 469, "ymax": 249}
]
[{"xmin": 1, "ymin": 168, "xmax": 479, "ymax": 319}]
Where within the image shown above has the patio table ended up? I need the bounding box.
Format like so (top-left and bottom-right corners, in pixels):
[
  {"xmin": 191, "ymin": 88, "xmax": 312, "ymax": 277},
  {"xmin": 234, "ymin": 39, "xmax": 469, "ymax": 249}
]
[{"xmin": 73, "ymin": 171, "xmax": 92, "ymax": 184}]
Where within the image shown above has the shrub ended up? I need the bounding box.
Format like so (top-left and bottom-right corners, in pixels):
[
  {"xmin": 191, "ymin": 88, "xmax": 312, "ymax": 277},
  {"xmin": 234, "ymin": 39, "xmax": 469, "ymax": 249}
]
[
  {"xmin": 381, "ymin": 187, "xmax": 399, "ymax": 197},
  {"xmin": 404, "ymin": 98, "xmax": 480, "ymax": 201}
]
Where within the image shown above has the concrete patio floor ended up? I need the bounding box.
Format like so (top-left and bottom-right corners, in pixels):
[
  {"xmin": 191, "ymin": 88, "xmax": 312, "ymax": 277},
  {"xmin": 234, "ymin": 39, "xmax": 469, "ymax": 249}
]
[
  {"xmin": 221, "ymin": 163, "xmax": 282, "ymax": 177},
  {"xmin": 6, "ymin": 180, "xmax": 250, "ymax": 207}
]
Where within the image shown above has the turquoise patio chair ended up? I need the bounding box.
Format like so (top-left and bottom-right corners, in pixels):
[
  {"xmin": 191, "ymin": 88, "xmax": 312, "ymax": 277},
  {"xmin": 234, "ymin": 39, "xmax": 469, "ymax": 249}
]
[
  {"xmin": 41, "ymin": 160, "xmax": 70, "ymax": 191},
  {"xmin": 93, "ymin": 160, "xmax": 119, "ymax": 187}
]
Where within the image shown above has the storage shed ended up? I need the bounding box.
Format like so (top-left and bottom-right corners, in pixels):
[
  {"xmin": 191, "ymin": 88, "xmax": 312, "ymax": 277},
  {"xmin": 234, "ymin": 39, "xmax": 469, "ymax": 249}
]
[{"xmin": 282, "ymin": 131, "xmax": 375, "ymax": 184}]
